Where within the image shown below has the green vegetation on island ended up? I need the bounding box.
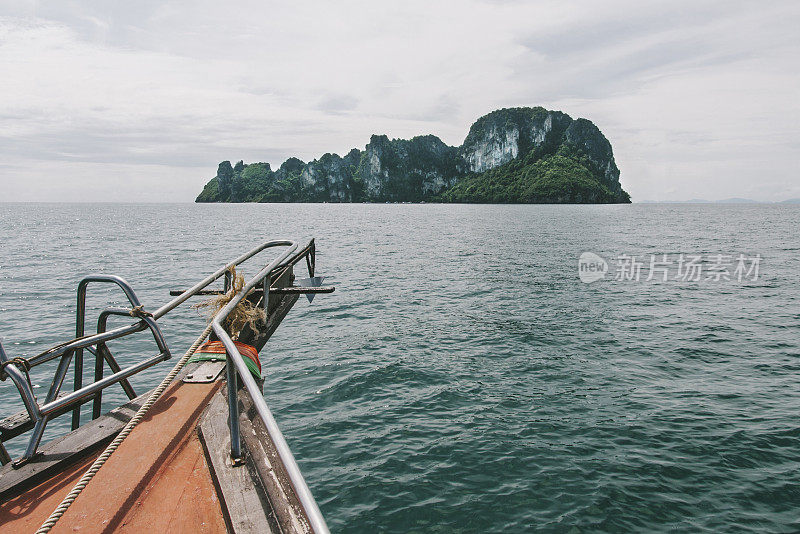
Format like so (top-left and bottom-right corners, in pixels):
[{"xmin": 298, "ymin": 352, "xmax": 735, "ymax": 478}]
[
  {"xmin": 196, "ymin": 107, "xmax": 630, "ymax": 204},
  {"xmin": 442, "ymin": 144, "xmax": 628, "ymax": 203}
]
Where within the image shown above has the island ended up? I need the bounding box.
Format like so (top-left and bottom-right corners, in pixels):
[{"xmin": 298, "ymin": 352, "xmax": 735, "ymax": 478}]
[{"xmin": 195, "ymin": 107, "xmax": 630, "ymax": 204}]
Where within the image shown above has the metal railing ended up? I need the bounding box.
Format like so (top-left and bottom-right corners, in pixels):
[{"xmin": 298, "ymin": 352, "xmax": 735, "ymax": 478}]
[
  {"xmin": 1, "ymin": 238, "xmax": 330, "ymax": 532},
  {"xmin": 0, "ymin": 239, "xmax": 316, "ymax": 464},
  {"xmin": 0, "ymin": 275, "xmax": 172, "ymax": 464},
  {"xmin": 211, "ymin": 241, "xmax": 331, "ymax": 534}
]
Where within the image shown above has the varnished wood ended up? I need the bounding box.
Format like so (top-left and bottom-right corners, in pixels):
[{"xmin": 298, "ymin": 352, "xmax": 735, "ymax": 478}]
[
  {"xmin": 112, "ymin": 433, "xmax": 226, "ymax": 534},
  {"xmin": 0, "ymin": 445, "xmax": 98, "ymax": 532},
  {"xmin": 0, "ymin": 394, "xmax": 146, "ymax": 501},
  {"xmin": 48, "ymin": 380, "xmax": 221, "ymax": 532}
]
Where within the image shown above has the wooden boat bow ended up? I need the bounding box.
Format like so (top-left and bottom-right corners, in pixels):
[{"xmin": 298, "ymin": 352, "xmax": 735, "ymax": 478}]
[{"xmin": 0, "ymin": 239, "xmax": 335, "ymax": 533}]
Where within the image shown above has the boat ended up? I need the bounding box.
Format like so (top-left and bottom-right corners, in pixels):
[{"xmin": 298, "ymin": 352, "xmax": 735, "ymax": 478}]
[{"xmin": 0, "ymin": 239, "xmax": 334, "ymax": 533}]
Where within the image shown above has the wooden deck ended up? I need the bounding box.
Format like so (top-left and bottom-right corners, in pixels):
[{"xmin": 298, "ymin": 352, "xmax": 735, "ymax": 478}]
[
  {"xmin": 0, "ymin": 364, "xmax": 314, "ymax": 533},
  {"xmin": 0, "ymin": 372, "xmax": 227, "ymax": 533},
  {"xmin": 0, "ymin": 448, "xmax": 98, "ymax": 531}
]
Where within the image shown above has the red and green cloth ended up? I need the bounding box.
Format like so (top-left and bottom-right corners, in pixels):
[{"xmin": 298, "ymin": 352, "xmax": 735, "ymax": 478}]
[{"xmin": 189, "ymin": 340, "xmax": 262, "ymax": 380}]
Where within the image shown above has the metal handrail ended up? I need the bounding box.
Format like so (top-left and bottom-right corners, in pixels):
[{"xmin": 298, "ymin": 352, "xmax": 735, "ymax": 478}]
[
  {"xmin": 26, "ymin": 240, "xmax": 296, "ymax": 369},
  {"xmin": 0, "ymin": 239, "xmax": 314, "ymax": 465},
  {"xmin": 2, "ymin": 239, "xmax": 330, "ymax": 531},
  {"xmin": 72, "ymin": 275, "xmax": 169, "ymax": 429},
  {"xmin": 211, "ymin": 241, "xmax": 331, "ymax": 534},
  {"xmin": 152, "ymin": 239, "xmax": 302, "ymax": 320},
  {"xmin": 1, "ymin": 275, "xmax": 173, "ymax": 463}
]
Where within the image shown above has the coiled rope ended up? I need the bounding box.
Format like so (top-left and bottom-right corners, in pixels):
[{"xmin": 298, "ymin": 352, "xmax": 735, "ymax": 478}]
[{"xmin": 36, "ymin": 321, "xmax": 215, "ymax": 534}]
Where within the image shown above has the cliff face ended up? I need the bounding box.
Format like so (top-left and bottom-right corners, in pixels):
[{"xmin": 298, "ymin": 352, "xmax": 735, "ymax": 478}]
[
  {"xmin": 300, "ymin": 149, "xmax": 360, "ymax": 202},
  {"xmin": 461, "ymin": 107, "xmax": 572, "ymax": 173},
  {"xmin": 358, "ymin": 134, "xmax": 460, "ymax": 201},
  {"xmin": 196, "ymin": 106, "xmax": 630, "ymax": 204},
  {"xmin": 564, "ymin": 118, "xmax": 622, "ymax": 196}
]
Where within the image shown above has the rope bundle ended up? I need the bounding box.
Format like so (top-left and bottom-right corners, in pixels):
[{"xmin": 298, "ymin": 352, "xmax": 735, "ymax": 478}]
[{"xmin": 193, "ymin": 266, "xmax": 265, "ymax": 340}]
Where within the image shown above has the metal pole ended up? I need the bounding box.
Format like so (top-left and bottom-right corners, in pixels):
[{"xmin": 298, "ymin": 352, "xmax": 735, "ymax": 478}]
[
  {"xmin": 210, "ymin": 241, "xmax": 332, "ymax": 533},
  {"xmin": 226, "ymin": 354, "xmax": 242, "ymax": 461},
  {"xmin": 41, "ymin": 351, "xmax": 169, "ymax": 415},
  {"xmin": 214, "ymin": 326, "xmax": 330, "ymax": 534},
  {"xmin": 151, "ymin": 240, "xmax": 296, "ymax": 320}
]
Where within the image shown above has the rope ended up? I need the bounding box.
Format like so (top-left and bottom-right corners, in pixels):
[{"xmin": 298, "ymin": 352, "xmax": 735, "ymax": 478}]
[
  {"xmin": 36, "ymin": 321, "xmax": 215, "ymax": 534},
  {"xmin": 0, "ymin": 356, "xmax": 32, "ymax": 381},
  {"xmin": 193, "ymin": 266, "xmax": 264, "ymax": 340},
  {"xmin": 0, "ymin": 356, "xmax": 35, "ymax": 393},
  {"xmin": 129, "ymin": 305, "xmax": 153, "ymax": 318}
]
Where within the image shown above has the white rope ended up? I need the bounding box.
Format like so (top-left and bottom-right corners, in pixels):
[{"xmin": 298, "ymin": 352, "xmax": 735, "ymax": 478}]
[{"xmin": 36, "ymin": 322, "xmax": 215, "ymax": 533}]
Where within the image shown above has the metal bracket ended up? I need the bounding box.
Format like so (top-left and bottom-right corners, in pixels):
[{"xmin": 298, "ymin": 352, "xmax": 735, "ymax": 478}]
[
  {"xmin": 295, "ymin": 276, "xmax": 326, "ymax": 303},
  {"xmin": 183, "ymin": 361, "xmax": 226, "ymax": 383}
]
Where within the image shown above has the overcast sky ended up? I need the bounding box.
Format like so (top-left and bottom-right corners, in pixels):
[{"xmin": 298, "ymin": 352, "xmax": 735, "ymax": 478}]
[{"xmin": 1, "ymin": 1, "xmax": 798, "ymax": 202}]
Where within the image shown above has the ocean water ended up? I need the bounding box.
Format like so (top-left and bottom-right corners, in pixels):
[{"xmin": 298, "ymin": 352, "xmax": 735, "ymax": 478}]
[{"xmin": 1, "ymin": 203, "xmax": 799, "ymax": 532}]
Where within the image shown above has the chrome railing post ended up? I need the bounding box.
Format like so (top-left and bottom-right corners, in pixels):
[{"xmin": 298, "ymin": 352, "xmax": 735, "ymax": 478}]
[
  {"xmin": 72, "ymin": 275, "xmax": 146, "ymax": 430},
  {"xmin": 226, "ymin": 351, "xmax": 242, "ymax": 462},
  {"xmin": 0, "ymin": 341, "xmax": 40, "ymax": 423},
  {"xmin": 73, "ymin": 282, "xmax": 87, "ymax": 430}
]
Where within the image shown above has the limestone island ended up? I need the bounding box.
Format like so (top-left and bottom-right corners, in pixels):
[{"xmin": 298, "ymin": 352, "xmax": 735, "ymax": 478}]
[{"xmin": 196, "ymin": 107, "xmax": 630, "ymax": 204}]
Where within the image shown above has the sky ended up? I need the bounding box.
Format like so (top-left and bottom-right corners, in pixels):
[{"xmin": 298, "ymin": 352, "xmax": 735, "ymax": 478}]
[{"xmin": 0, "ymin": 1, "xmax": 798, "ymax": 202}]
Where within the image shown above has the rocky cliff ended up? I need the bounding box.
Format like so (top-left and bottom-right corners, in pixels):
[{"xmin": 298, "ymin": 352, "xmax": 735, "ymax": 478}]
[
  {"xmin": 359, "ymin": 134, "xmax": 460, "ymax": 201},
  {"xmin": 460, "ymin": 107, "xmax": 573, "ymax": 172},
  {"xmin": 195, "ymin": 106, "xmax": 630, "ymax": 204}
]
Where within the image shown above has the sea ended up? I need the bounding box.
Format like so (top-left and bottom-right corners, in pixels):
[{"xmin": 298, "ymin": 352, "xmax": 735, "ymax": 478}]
[{"xmin": 1, "ymin": 202, "xmax": 799, "ymax": 532}]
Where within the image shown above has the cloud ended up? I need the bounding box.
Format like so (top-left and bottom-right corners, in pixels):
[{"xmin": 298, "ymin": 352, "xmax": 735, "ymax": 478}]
[
  {"xmin": 316, "ymin": 94, "xmax": 360, "ymax": 115},
  {"xmin": 0, "ymin": 1, "xmax": 798, "ymax": 201}
]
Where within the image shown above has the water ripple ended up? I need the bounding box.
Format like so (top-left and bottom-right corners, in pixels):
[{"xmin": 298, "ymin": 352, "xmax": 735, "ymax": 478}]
[{"xmin": 1, "ymin": 203, "xmax": 799, "ymax": 532}]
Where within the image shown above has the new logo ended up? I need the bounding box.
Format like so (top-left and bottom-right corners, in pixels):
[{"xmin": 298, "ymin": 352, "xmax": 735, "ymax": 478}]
[{"xmin": 578, "ymin": 252, "xmax": 608, "ymax": 283}]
